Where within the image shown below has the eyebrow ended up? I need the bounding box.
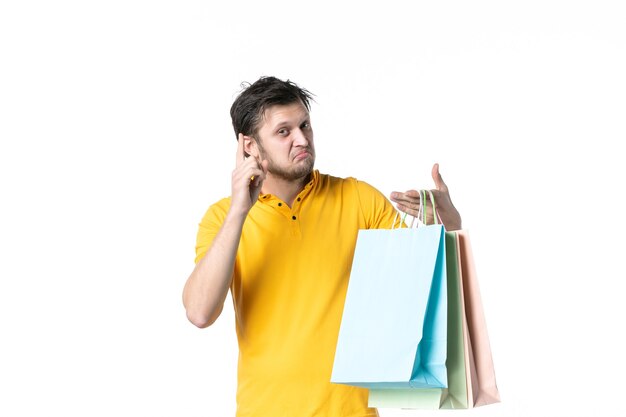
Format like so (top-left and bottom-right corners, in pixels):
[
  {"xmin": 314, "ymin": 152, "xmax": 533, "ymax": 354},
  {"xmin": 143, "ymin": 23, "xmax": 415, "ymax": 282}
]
[
  {"xmin": 272, "ymin": 121, "xmax": 290, "ymax": 129},
  {"xmin": 271, "ymin": 117, "xmax": 310, "ymax": 130}
]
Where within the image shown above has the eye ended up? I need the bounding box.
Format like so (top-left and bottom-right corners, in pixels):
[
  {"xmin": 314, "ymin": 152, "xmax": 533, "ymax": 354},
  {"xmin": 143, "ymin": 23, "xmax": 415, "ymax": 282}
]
[
  {"xmin": 278, "ymin": 128, "xmax": 289, "ymax": 136},
  {"xmin": 301, "ymin": 121, "xmax": 310, "ymax": 130}
]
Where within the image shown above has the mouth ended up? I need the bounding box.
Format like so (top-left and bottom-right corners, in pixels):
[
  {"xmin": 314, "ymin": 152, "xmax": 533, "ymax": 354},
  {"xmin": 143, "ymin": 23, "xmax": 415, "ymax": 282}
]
[{"xmin": 293, "ymin": 150, "xmax": 311, "ymax": 161}]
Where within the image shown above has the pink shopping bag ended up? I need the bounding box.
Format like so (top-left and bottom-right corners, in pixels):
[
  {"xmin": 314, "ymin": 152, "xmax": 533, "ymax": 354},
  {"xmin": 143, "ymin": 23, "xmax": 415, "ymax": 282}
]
[{"xmin": 457, "ymin": 230, "xmax": 500, "ymax": 407}]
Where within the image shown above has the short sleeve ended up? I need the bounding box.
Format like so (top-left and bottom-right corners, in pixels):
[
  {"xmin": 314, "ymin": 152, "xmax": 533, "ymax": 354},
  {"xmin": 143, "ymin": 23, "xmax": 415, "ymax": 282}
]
[
  {"xmin": 194, "ymin": 198, "xmax": 231, "ymax": 264},
  {"xmin": 353, "ymin": 180, "xmax": 400, "ymax": 229}
]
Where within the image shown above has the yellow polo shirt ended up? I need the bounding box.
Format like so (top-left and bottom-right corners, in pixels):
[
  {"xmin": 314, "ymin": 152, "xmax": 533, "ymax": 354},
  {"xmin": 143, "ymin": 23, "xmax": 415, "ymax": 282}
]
[{"xmin": 195, "ymin": 170, "xmax": 398, "ymax": 417}]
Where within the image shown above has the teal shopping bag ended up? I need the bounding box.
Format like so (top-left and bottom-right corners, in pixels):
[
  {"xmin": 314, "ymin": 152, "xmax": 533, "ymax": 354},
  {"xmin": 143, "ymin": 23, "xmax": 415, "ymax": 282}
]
[{"xmin": 331, "ymin": 224, "xmax": 447, "ymax": 389}]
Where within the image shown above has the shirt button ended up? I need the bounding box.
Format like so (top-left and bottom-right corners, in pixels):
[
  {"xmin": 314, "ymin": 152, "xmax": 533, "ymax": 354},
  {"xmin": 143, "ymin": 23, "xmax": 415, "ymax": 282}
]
[
  {"xmin": 278, "ymin": 203, "xmax": 282, "ymax": 207},
  {"xmin": 292, "ymin": 216, "xmax": 297, "ymax": 220},
  {"xmin": 297, "ymin": 197, "xmax": 301, "ymax": 202}
]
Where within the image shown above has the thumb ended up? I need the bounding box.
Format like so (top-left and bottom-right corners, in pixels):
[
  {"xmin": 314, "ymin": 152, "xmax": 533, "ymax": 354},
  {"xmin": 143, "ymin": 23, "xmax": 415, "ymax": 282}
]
[{"xmin": 432, "ymin": 163, "xmax": 448, "ymax": 192}]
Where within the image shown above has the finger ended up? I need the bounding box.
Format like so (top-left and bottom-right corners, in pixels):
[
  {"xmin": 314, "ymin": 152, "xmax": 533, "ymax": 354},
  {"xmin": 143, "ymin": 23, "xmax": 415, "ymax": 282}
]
[
  {"xmin": 244, "ymin": 166, "xmax": 265, "ymax": 188},
  {"xmin": 250, "ymin": 160, "xmax": 269, "ymax": 188},
  {"xmin": 236, "ymin": 133, "xmax": 245, "ymax": 168},
  {"xmin": 431, "ymin": 163, "xmax": 449, "ymax": 193},
  {"xmin": 390, "ymin": 190, "xmax": 421, "ymax": 204},
  {"xmin": 234, "ymin": 155, "xmax": 261, "ymax": 180},
  {"xmin": 396, "ymin": 203, "xmax": 421, "ymax": 218},
  {"xmin": 240, "ymin": 153, "xmax": 263, "ymax": 173},
  {"xmin": 246, "ymin": 155, "xmax": 268, "ymax": 184}
]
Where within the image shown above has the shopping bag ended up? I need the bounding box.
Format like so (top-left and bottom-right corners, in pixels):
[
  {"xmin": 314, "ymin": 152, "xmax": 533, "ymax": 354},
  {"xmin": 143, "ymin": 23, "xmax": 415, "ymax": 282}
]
[
  {"xmin": 368, "ymin": 190, "xmax": 500, "ymax": 409},
  {"xmin": 331, "ymin": 223, "xmax": 448, "ymax": 389},
  {"xmin": 368, "ymin": 232, "xmax": 501, "ymax": 408},
  {"xmin": 368, "ymin": 231, "xmax": 468, "ymax": 408},
  {"xmin": 457, "ymin": 230, "xmax": 500, "ymax": 407}
]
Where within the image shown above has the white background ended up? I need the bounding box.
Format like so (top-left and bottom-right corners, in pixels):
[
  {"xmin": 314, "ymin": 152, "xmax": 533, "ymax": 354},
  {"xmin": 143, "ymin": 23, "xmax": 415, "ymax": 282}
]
[{"xmin": 1, "ymin": 1, "xmax": 625, "ymax": 416}]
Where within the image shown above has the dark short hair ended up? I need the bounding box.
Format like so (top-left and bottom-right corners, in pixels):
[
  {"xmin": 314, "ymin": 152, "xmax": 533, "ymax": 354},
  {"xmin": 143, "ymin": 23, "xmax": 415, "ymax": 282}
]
[{"xmin": 229, "ymin": 76, "xmax": 314, "ymax": 139}]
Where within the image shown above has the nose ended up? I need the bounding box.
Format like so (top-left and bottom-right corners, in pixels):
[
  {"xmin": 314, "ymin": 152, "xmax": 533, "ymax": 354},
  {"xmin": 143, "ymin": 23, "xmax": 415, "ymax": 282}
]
[{"xmin": 293, "ymin": 128, "xmax": 309, "ymax": 147}]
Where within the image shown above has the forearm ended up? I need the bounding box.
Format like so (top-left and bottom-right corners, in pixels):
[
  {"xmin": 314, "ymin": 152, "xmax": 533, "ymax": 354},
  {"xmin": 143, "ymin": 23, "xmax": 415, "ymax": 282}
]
[
  {"xmin": 184, "ymin": 134, "xmax": 268, "ymax": 327},
  {"xmin": 183, "ymin": 211, "xmax": 246, "ymax": 328}
]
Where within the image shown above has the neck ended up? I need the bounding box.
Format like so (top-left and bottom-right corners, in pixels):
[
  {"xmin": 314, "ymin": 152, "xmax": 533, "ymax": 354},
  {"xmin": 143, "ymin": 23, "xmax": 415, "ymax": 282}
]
[{"xmin": 262, "ymin": 172, "xmax": 311, "ymax": 207}]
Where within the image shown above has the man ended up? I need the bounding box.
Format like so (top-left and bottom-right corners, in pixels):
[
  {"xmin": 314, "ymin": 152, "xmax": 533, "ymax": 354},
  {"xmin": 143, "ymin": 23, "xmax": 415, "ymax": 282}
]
[{"xmin": 183, "ymin": 76, "xmax": 462, "ymax": 416}]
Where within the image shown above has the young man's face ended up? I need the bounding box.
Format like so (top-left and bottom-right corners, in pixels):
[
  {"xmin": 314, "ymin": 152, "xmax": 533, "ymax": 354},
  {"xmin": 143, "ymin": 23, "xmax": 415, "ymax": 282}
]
[{"xmin": 250, "ymin": 102, "xmax": 316, "ymax": 181}]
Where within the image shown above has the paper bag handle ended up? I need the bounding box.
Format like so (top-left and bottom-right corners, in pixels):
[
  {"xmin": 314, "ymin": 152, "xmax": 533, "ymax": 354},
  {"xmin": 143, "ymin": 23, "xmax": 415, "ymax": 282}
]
[
  {"xmin": 419, "ymin": 190, "xmax": 440, "ymax": 226},
  {"xmin": 392, "ymin": 189, "xmax": 441, "ymax": 229}
]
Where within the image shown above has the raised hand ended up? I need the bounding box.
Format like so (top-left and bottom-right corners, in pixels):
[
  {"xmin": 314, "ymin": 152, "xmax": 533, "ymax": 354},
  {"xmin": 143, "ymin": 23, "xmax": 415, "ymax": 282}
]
[
  {"xmin": 390, "ymin": 163, "xmax": 462, "ymax": 231},
  {"xmin": 230, "ymin": 133, "xmax": 269, "ymax": 217}
]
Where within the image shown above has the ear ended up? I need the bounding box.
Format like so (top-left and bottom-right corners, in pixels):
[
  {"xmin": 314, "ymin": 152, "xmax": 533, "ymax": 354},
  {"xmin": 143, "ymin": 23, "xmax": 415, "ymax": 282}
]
[{"xmin": 243, "ymin": 135, "xmax": 259, "ymax": 158}]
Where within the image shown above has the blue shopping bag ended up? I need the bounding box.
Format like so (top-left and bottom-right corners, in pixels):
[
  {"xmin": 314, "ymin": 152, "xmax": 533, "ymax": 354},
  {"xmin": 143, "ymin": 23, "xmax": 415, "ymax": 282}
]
[
  {"xmin": 331, "ymin": 224, "xmax": 448, "ymax": 389},
  {"xmin": 368, "ymin": 231, "xmax": 468, "ymax": 408}
]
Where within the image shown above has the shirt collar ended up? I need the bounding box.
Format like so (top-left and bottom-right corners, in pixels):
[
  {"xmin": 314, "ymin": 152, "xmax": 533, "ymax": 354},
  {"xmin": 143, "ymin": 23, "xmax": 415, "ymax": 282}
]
[{"xmin": 258, "ymin": 170, "xmax": 319, "ymax": 202}]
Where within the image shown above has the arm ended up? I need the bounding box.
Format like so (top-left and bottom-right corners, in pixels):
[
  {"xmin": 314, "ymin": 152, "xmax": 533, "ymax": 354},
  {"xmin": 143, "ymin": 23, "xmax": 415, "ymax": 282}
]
[
  {"xmin": 182, "ymin": 134, "xmax": 268, "ymax": 328},
  {"xmin": 390, "ymin": 163, "xmax": 462, "ymax": 231}
]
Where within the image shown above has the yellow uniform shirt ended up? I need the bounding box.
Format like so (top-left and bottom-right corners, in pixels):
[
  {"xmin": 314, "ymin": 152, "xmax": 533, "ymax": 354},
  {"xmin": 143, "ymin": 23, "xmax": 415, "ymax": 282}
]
[{"xmin": 195, "ymin": 170, "xmax": 398, "ymax": 417}]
